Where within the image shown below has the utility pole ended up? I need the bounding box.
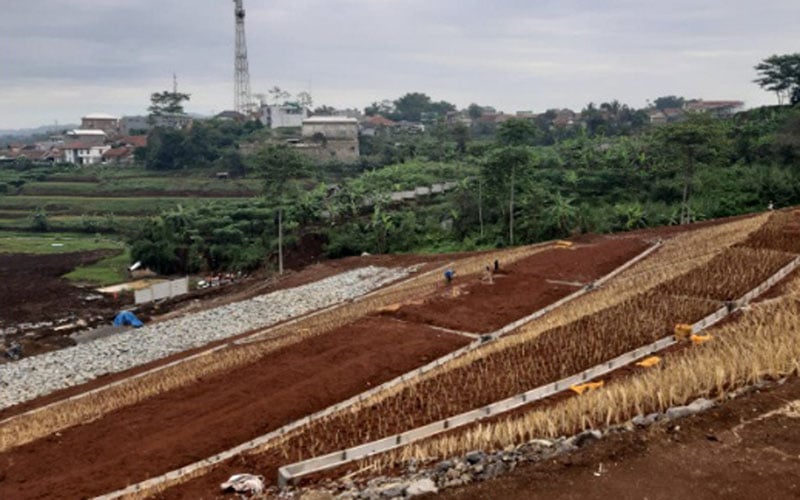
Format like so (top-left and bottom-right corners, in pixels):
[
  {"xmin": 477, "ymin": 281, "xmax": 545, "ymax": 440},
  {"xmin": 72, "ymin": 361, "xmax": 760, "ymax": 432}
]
[{"xmin": 233, "ymin": 0, "xmax": 253, "ymax": 114}]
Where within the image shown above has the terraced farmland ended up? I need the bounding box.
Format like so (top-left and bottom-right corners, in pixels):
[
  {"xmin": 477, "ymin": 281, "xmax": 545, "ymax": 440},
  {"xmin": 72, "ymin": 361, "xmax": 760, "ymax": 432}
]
[{"xmin": 4, "ymin": 210, "xmax": 800, "ymax": 500}]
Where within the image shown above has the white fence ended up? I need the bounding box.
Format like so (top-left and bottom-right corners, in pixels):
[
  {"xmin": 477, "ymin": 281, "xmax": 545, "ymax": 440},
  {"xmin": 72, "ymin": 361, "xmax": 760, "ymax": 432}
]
[
  {"xmin": 134, "ymin": 277, "xmax": 189, "ymax": 305},
  {"xmin": 276, "ymin": 255, "xmax": 800, "ymax": 486}
]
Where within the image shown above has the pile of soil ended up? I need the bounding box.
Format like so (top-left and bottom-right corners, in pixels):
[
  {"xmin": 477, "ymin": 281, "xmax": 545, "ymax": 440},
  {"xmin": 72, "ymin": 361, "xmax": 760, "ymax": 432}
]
[
  {"xmin": 0, "ymin": 251, "xmax": 125, "ymax": 357},
  {"xmin": 0, "ymin": 250, "xmax": 121, "ymax": 327}
]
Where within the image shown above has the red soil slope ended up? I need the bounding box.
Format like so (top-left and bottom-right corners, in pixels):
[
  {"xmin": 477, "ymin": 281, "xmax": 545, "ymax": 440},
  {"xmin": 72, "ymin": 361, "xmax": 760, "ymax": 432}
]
[{"xmin": 0, "ymin": 317, "xmax": 468, "ymax": 500}]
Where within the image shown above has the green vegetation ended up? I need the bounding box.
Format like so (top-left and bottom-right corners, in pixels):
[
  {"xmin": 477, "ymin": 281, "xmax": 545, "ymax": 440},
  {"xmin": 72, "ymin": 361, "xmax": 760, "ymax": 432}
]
[
  {"xmin": 3, "ymin": 55, "xmax": 799, "ymax": 280},
  {"xmin": 0, "ymin": 195, "xmax": 245, "ymax": 216},
  {"xmin": 64, "ymin": 248, "xmax": 130, "ymax": 286},
  {"xmin": 755, "ymin": 53, "xmax": 800, "ymax": 105},
  {"xmin": 0, "ymin": 231, "xmax": 122, "ymax": 255},
  {"xmin": 365, "ymin": 92, "xmax": 456, "ymax": 123},
  {"xmin": 144, "ymin": 119, "xmax": 262, "ymax": 171}
]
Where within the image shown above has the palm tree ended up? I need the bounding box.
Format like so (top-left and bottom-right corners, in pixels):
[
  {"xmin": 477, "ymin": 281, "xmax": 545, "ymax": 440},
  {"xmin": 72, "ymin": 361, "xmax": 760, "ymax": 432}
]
[{"xmin": 543, "ymin": 192, "xmax": 577, "ymax": 236}]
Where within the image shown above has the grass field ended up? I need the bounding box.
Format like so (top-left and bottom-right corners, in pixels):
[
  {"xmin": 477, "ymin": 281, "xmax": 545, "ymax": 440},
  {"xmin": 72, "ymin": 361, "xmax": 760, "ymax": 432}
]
[
  {"xmin": 20, "ymin": 178, "xmax": 260, "ymax": 197},
  {"xmin": 0, "ymin": 231, "xmax": 129, "ymax": 285},
  {"xmin": 0, "ymin": 195, "xmax": 246, "ymax": 216},
  {"xmin": 0, "ymin": 166, "xmax": 263, "ymax": 283},
  {"xmin": 63, "ymin": 248, "xmax": 131, "ymax": 286},
  {"xmin": 0, "ymin": 231, "xmax": 123, "ymax": 254},
  {"xmin": 0, "ymin": 165, "xmax": 261, "ymax": 226}
]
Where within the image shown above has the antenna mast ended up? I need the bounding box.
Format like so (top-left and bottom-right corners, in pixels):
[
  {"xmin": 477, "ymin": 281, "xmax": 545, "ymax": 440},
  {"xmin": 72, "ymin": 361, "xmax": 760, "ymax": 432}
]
[{"xmin": 233, "ymin": 0, "xmax": 253, "ymax": 114}]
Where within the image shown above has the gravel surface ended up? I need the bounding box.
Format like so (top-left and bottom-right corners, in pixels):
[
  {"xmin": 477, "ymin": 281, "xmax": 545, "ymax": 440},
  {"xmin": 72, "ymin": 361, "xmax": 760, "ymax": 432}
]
[{"xmin": 0, "ymin": 266, "xmax": 410, "ymax": 410}]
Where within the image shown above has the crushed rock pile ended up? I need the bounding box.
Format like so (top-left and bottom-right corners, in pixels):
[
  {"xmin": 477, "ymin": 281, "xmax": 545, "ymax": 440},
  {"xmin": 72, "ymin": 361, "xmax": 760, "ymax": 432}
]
[{"xmin": 0, "ymin": 266, "xmax": 410, "ymax": 410}]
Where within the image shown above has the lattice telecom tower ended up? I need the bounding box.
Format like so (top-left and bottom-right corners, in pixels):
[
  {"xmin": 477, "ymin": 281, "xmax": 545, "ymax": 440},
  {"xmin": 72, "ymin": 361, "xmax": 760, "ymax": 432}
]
[{"xmin": 233, "ymin": 0, "xmax": 253, "ymax": 114}]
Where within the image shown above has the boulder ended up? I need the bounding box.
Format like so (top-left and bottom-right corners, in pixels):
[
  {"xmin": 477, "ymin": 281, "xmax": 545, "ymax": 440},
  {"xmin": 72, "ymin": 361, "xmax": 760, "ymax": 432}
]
[{"xmin": 406, "ymin": 478, "xmax": 438, "ymax": 497}]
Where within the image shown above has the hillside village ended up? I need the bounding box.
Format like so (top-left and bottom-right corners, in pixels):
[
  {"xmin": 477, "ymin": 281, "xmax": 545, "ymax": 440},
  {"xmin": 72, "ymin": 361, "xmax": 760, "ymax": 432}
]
[{"xmin": 0, "ymin": 97, "xmax": 744, "ymax": 168}]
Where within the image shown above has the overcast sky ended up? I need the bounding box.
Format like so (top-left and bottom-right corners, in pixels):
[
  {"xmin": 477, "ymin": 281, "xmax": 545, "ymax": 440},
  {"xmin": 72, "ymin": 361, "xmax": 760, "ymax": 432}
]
[{"xmin": 2, "ymin": 0, "xmax": 798, "ymax": 129}]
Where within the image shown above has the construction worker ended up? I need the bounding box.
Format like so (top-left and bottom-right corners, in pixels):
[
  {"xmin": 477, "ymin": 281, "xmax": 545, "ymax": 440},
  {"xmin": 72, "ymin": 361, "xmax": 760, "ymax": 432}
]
[{"xmin": 483, "ymin": 265, "xmax": 494, "ymax": 284}]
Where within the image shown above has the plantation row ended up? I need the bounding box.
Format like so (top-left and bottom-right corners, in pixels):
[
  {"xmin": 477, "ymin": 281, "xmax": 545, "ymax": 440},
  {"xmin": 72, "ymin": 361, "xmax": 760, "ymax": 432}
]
[
  {"xmin": 274, "ymin": 291, "xmax": 716, "ymax": 460},
  {"xmin": 373, "ymin": 297, "xmax": 800, "ymax": 469},
  {"xmin": 654, "ymin": 246, "xmax": 794, "ymax": 301},
  {"xmin": 735, "ymin": 210, "xmax": 800, "ymax": 254},
  {"xmin": 263, "ymin": 214, "xmax": 799, "ymax": 469}
]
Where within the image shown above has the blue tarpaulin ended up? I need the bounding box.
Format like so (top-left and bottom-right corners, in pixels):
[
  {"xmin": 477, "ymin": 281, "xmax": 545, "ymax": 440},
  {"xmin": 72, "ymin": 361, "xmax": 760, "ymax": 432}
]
[{"xmin": 113, "ymin": 310, "xmax": 144, "ymax": 328}]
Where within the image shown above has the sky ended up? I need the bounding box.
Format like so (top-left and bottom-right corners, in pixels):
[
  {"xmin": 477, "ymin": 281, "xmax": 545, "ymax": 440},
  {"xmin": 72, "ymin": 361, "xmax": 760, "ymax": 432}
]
[{"xmin": 2, "ymin": 0, "xmax": 798, "ymax": 129}]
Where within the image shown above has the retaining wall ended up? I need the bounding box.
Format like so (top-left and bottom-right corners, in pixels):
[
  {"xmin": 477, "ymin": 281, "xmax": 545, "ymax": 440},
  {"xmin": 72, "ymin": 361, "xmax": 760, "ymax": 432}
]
[{"xmin": 134, "ymin": 277, "xmax": 189, "ymax": 304}]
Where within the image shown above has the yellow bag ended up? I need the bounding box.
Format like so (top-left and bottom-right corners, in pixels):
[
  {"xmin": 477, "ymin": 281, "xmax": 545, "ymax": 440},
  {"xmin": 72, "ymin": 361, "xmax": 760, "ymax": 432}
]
[
  {"xmin": 691, "ymin": 334, "xmax": 713, "ymax": 345},
  {"xmin": 636, "ymin": 356, "xmax": 661, "ymax": 368},
  {"xmin": 570, "ymin": 380, "xmax": 604, "ymax": 395}
]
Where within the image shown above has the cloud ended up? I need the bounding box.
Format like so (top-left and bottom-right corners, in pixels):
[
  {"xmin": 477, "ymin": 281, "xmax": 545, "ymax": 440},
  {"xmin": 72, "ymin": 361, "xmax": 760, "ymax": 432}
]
[{"xmin": 1, "ymin": 0, "xmax": 798, "ymax": 128}]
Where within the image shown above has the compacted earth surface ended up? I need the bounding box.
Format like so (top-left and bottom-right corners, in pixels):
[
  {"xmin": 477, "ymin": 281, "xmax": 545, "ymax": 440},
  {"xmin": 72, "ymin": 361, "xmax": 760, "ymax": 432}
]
[
  {"xmin": 438, "ymin": 376, "xmax": 800, "ymax": 500},
  {"xmin": 390, "ymin": 236, "xmax": 649, "ymax": 333},
  {"xmin": 0, "ymin": 317, "xmax": 469, "ymax": 500}
]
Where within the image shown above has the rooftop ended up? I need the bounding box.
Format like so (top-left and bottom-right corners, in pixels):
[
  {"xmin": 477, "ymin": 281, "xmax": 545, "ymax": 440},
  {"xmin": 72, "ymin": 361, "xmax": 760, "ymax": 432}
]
[
  {"xmin": 83, "ymin": 113, "xmax": 118, "ymax": 120},
  {"xmin": 68, "ymin": 129, "xmax": 107, "ymax": 136},
  {"xmin": 303, "ymin": 116, "xmax": 358, "ymax": 124}
]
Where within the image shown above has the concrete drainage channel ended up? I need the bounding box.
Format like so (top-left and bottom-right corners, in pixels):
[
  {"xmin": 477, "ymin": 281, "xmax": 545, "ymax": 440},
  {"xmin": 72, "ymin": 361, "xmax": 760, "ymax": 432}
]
[
  {"xmin": 92, "ymin": 241, "xmax": 661, "ymax": 499},
  {"xmin": 275, "ymin": 255, "xmax": 800, "ymax": 487}
]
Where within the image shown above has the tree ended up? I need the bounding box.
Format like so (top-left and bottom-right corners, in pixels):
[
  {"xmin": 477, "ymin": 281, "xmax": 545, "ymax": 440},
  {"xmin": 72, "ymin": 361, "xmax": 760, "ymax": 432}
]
[
  {"xmin": 364, "ymin": 99, "xmax": 395, "ymax": 117},
  {"xmin": 393, "ymin": 92, "xmax": 433, "ymax": 122},
  {"xmin": 653, "ymin": 96, "xmax": 685, "ymax": 111},
  {"xmin": 144, "ymin": 127, "xmax": 184, "ymax": 170},
  {"xmin": 30, "ymin": 207, "xmax": 49, "ymax": 232},
  {"xmin": 754, "ymin": 53, "xmax": 800, "ymax": 105},
  {"xmin": 148, "ymin": 90, "xmax": 190, "ymax": 122},
  {"xmin": 312, "ymin": 105, "xmax": 336, "ymax": 116},
  {"xmin": 252, "ymin": 144, "xmax": 312, "ymax": 274},
  {"xmin": 656, "ymin": 114, "xmax": 729, "ymax": 224},
  {"xmin": 467, "ymin": 103, "xmax": 484, "ymax": 120},
  {"xmin": 296, "ymin": 91, "xmax": 313, "ymax": 109},
  {"xmin": 482, "ymin": 146, "xmax": 534, "ymax": 245},
  {"xmin": 542, "ymin": 192, "xmax": 577, "ymax": 237},
  {"xmin": 267, "ymin": 86, "xmax": 291, "ymax": 105},
  {"xmin": 451, "ymin": 122, "xmax": 470, "ymax": 155},
  {"xmin": 496, "ymin": 118, "xmax": 538, "ymax": 146}
]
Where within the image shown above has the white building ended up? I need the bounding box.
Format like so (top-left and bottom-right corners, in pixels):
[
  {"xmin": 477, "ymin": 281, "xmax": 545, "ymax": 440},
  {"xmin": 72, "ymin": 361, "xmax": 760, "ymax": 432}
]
[
  {"xmin": 301, "ymin": 116, "xmax": 359, "ymax": 140},
  {"xmin": 261, "ymin": 103, "xmax": 308, "ymax": 129},
  {"xmin": 61, "ymin": 142, "xmax": 111, "ymax": 165},
  {"xmin": 297, "ymin": 116, "xmax": 360, "ymax": 163},
  {"xmin": 65, "ymin": 129, "xmax": 107, "ymax": 145}
]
